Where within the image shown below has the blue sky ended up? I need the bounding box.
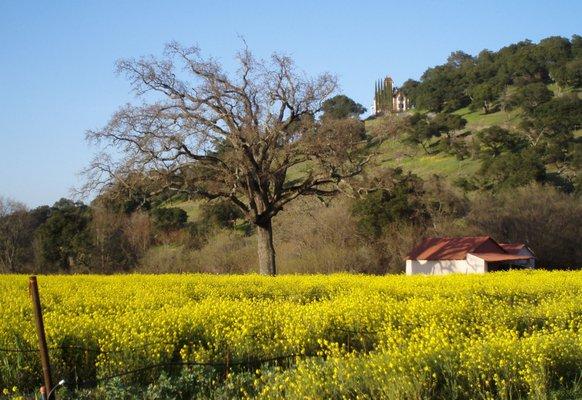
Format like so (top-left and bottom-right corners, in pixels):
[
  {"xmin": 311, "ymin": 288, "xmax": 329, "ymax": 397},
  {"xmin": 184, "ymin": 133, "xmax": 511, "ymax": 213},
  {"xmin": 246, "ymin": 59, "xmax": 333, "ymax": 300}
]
[{"xmin": 1, "ymin": 0, "xmax": 580, "ymax": 207}]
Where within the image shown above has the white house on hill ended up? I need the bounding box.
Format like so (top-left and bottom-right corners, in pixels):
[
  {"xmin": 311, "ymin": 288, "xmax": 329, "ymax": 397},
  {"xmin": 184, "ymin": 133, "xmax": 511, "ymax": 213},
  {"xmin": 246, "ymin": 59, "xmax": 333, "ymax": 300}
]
[{"xmin": 405, "ymin": 236, "xmax": 535, "ymax": 275}]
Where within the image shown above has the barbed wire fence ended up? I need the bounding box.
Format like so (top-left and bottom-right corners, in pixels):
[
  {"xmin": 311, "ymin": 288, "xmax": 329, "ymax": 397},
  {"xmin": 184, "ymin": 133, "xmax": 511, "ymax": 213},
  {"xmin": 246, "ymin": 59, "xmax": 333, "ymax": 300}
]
[
  {"xmin": 0, "ymin": 324, "xmax": 382, "ymax": 393},
  {"xmin": 4, "ymin": 276, "xmax": 384, "ymax": 397}
]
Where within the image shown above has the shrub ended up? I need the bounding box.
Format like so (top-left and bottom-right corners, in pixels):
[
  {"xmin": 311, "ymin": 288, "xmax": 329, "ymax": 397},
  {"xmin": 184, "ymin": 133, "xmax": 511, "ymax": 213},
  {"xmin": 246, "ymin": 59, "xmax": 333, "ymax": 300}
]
[
  {"xmin": 200, "ymin": 200, "xmax": 245, "ymax": 229},
  {"xmin": 151, "ymin": 207, "xmax": 188, "ymax": 232},
  {"xmin": 468, "ymin": 183, "xmax": 582, "ymax": 268}
]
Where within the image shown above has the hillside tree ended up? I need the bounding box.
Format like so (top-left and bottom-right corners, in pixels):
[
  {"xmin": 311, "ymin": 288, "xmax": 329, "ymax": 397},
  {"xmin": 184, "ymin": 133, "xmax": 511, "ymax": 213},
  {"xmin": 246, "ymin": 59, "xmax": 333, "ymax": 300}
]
[
  {"xmin": 552, "ymin": 59, "xmax": 582, "ymax": 89},
  {"xmin": 33, "ymin": 199, "xmax": 92, "ymax": 272},
  {"xmin": 520, "ymin": 94, "xmax": 582, "ymax": 147},
  {"xmin": 83, "ymin": 42, "xmax": 373, "ymax": 275},
  {"xmin": 404, "ymin": 113, "xmax": 439, "ymax": 154},
  {"xmin": 476, "ymin": 126, "xmax": 525, "ymax": 158},
  {"xmin": 321, "ymin": 95, "xmax": 366, "ymax": 120},
  {"xmin": 468, "ymin": 81, "xmax": 502, "ymax": 114},
  {"xmin": 0, "ymin": 198, "xmax": 33, "ymax": 272},
  {"xmin": 514, "ymin": 82, "xmax": 553, "ymax": 113}
]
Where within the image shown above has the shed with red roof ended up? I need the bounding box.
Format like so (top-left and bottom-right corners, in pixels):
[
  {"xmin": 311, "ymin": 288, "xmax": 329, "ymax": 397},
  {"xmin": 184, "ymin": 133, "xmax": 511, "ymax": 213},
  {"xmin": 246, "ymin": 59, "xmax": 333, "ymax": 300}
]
[{"xmin": 405, "ymin": 236, "xmax": 535, "ymax": 275}]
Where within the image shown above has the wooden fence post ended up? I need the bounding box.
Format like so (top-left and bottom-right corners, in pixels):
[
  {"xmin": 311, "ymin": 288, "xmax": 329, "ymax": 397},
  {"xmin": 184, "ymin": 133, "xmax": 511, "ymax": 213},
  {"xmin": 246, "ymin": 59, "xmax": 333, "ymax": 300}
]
[{"xmin": 29, "ymin": 276, "xmax": 54, "ymax": 399}]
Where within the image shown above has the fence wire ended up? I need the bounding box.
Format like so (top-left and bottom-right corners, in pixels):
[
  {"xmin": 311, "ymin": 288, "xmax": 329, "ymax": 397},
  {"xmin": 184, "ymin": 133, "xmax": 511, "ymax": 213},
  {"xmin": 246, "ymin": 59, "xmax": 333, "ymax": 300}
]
[{"xmin": 1, "ymin": 324, "xmax": 382, "ymax": 390}]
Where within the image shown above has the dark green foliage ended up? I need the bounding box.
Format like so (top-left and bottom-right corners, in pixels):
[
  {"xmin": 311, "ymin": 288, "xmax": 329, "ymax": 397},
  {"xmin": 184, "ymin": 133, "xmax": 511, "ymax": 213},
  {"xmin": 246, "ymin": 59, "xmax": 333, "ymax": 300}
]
[
  {"xmin": 507, "ymin": 40, "xmax": 548, "ymax": 83},
  {"xmin": 525, "ymin": 94, "xmax": 582, "ymax": 135},
  {"xmin": 446, "ymin": 51, "xmax": 475, "ymax": 68},
  {"xmin": 322, "ymin": 95, "xmax": 366, "ymax": 119},
  {"xmin": 537, "ymin": 36, "xmax": 572, "ymax": 67},
  {"xmin": 432, "ymin": 113, "xmax": 467, "ymax": 134},
  {"xmin": 36, "ymin": 366, "xmax": 277, "ymax": 400},
  {"xmin": 448, "ymin": 138, "xmax": 471, "ymax": 160},
  {"xmin": 520, "ymin": 94, "xmax": 582, "ymax": 164},
  {"xmin": 411, "ymin": 35, "xmax": 581, "ymax": 114},
  {"xmin": 570, "ymin": 141, "xmax": 582, "ymax": 195},
  {"xmin": 142, "ymin": 368, "xmax": 256, "ymax": 400},
  {"xmin": 33, "ymin": 199, "xmax": 93, "ymax": 272},
  {"xmin": 415, "ymin": 64, "xmax": 471, "ymax": 112},
  {"xmin": 200, "ymin": 199, "xmax": 245, "ymax": 229},
  {"xmin": 404, "ymin": 113, "xmax": 440, "ymax": 154},
  {"xmin": 151, "ymin": 207, "xmax": 188, "ymax": 232},
  {"xmin": 0, "ymin": 200, "xmax": 34, "ymax": 272},
  {"xmin": 185, "ymin": 200, "xmax": 249, "ymax": 249},
  {"xmin": 454, "ymin": 176, "xmax": 479, "ymax": 192},
  {"xmin": 513, "ymin": 82, "xmax": 554, "ymax": 113},
  {"xmin": 352, "ymin": 171, "xmax": 427, "ymax": 237},
  {"xmin": 478, "ymin": 149, "xmax": 546, "ymax": 191},
  {"xmin": 572, "ymin": 35, "xmax": 582, "ymax": 58},
  {"xmin": 374, "ymin": 78, "xmax": 393, "ymax": 113},
  {"xmin": 432, "ymin": 113, "xmax": 468, "ymax": 151},
  {"xmin": 469, "ymin": 81, "xmax": 503, "ymax": 113},
  {"xmin": 29, "ymin": 205, "xmax": 51, "ymax": 227},
  {"xmin": 476, "ymin": 126, "xmax": 526, "ymax": 158},
  {"xmin": 399, "ymin": 79, "xmax": 420, "ymax": 104},
  {"xmin": 552, "ymin": 59, "xmax": 582, "ymax": 88},
  {"xmin": 512, "ymin": 94, "xmax": 582, "ymax": 191},
  {"xmin": 405, "ymin": 112, "xmax": 467, "ymax": 154}
]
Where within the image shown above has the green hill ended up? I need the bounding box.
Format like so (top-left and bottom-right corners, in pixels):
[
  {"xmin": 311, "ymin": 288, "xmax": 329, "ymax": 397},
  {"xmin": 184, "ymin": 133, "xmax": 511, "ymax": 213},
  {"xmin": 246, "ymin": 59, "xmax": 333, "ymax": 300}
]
[
  {"xmin": 365, "ymin": 82, "xmax": 581, "ymax": 188},
  {"xmin": 365, "ymin": 115, "xmax": 479, "ymax": 183}
]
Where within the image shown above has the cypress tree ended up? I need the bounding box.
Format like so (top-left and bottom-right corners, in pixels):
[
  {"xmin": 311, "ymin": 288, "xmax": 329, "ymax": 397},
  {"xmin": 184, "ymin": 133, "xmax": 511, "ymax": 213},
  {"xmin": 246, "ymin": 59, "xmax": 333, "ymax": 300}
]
[
  {"xmin": 374, "ymin": 80, "xmax": 378, "ymax": 112},
  {"xmin": 379, "ymin": 79, "xmax": 384, "ymax": 112}
]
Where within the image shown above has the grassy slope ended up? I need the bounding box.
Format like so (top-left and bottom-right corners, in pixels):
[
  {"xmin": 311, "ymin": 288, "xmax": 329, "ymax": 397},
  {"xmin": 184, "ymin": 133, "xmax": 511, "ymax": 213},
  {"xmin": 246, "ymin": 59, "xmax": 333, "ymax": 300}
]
[
  {"xmin": 165, "ymin": 199, "xmax": 202, "ymax": 221},
  {"xmin": 374, "ymin": 135, "xmax": 480, "ymax": 181},
  {"xmin": 369, "ymin": 83, "xmax": 582, "ymax": 183},
  {"xmin": 452, "ymin": 107, "xmax": 520, "ymax": 130},
  {"xmin": 366, "ymin": 114, "xmax": 485, "ymax": 183}
]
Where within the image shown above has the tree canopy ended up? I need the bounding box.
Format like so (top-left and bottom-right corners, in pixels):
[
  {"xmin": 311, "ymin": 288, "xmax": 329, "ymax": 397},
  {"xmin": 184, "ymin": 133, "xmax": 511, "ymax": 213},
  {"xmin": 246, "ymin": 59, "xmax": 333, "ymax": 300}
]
[
  {"xmin": 405, "ymin": 35, "xmax": 581, "ymax": 112},
  {"xmin": 321, "ymin": 95, "xmax": 366, "ymax": 119}
]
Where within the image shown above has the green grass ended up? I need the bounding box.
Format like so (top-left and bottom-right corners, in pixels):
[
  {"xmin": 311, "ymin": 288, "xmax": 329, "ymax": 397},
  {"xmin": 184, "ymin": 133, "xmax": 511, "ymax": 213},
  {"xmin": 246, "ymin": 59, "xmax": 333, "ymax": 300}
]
[
  {"xmin": 452, "ymin": 83, "xmax": 582, "ymax": 132},
  {"xmin": 286, "ymin": 160, "xmax": 312, "ymax": 182},
  {"xmin": 365, "ymin": 119, "xmax": 481, "ymax": 184},
  {"xmin": 364, "ymin": 105, "xmax": 520, "ymax": 184},
  {"xmin": 453, "ymin": 106, "xmax": 520, "ymax": 131},
  {"xmin": 164, "ymin": 199, "xmax": 203, "ymax": 222},
  {"xmin": 397, "ymin": 152, "xmax": 480, "ymax": 180},
  {"xmin": 366, "ymin": 82, "xmax": 580, "ymax": 184},
  {"xmin": 373, "ymin": 136, "xmax": 480, "ymax": 181}
]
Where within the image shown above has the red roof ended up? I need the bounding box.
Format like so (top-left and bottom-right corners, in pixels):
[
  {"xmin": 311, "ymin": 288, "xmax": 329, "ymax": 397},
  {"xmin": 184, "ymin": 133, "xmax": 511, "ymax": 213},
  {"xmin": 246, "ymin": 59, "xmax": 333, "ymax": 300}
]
[
  {"xmin": 406, "ymin": 236, "xmax": 503, "ymax": 260},
  {"xmin": 407, "ymin": 236, "xmax": 536, "ymax": 261}
]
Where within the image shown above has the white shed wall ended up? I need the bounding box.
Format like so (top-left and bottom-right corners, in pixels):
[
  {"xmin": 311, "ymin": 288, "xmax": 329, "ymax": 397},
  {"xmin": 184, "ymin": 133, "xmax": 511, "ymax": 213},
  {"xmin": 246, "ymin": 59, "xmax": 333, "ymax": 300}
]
[{"xmin": 406, "ymin": 255, "xmax": 486, "ymax": 276}]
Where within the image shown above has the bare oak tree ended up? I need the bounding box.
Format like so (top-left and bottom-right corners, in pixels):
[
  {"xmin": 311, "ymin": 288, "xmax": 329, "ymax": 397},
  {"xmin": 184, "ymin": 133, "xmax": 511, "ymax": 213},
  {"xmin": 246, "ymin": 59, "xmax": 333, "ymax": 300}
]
[
  {"xmin": 83, "ymin": 42, "xmax": 372, "ymax": 275},
  {"xmin": 0, "ymin": 197, "xmax": 31, "ymax": 272}
]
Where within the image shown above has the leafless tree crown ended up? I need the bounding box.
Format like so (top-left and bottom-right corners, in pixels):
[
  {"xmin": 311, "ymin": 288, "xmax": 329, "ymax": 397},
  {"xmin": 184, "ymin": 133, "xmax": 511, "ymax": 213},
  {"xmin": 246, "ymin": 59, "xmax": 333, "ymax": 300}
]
[{"xmin": 83, "ymin": 42, "xmax": 371, "ymax": 225}]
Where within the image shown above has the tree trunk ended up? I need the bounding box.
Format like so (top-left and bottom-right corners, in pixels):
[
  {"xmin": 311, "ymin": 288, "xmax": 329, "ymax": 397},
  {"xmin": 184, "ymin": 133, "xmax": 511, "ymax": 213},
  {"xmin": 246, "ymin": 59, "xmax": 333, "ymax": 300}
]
[{"xmin": 256, "ymin": 219, "xmax": 276, "ymax": 276}]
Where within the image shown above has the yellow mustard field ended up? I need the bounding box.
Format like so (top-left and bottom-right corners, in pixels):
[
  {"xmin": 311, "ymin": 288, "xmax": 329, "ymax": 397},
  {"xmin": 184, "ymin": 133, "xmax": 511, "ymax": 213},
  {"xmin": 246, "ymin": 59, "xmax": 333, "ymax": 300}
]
[{"xmin": 1, "ymin": 271, "xmax": 582, "ymax": 399}]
